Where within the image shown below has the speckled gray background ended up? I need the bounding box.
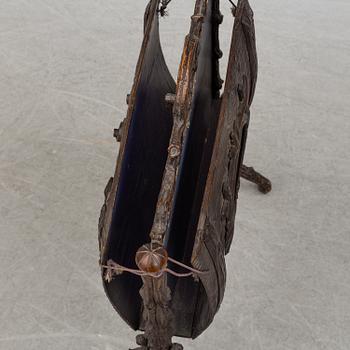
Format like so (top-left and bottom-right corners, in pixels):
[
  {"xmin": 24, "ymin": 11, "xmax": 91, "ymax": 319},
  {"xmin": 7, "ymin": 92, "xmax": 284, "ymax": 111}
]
[{"xmin": 0, "ymin": 1, "xmax": 349, "ymax": 349}]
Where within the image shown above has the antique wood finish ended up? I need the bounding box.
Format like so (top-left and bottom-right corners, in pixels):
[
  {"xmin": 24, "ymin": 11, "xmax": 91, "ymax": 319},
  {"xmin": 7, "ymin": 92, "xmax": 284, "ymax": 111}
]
[
  {"xmin": 161, "ymin": 0, "xmax": 222, "ymax": 338},
  {"xmin": 132, "ymin": 275, "xmax": 183, "ymax": 350},
  {"xmin": 99, "ymin": 0, "xmax": 176, "ymax": 330},
  {"xmin": 146, "ymin": 0, "xmax": 260, "ymax": 339},
  {"xmin": 241, "ymin": 164, "xmax": 272, "ymax": 194},
  {"xmin": 190, "ymin": 0, "xmax": 259, "ymax": 336},
  {"xmin": 99, "ymin": 0, "xmax": 271, "ymax": 348}
]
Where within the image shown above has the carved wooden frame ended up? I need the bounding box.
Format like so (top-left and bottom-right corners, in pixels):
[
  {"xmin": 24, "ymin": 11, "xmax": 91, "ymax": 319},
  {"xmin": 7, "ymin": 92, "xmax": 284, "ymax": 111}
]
[{"xmin": 98, "ymin": 0, "xmax": 271, "ymax": 349}]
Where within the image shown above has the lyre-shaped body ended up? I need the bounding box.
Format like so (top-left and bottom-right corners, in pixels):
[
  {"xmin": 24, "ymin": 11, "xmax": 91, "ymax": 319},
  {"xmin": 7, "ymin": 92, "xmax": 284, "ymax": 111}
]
[{"xmin": 98, "ymin": 0, "xmax": 258, "ymax": 339}]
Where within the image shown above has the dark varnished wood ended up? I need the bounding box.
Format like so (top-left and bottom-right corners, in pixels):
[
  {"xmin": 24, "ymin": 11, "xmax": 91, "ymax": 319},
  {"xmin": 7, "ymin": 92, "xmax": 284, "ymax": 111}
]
[
  {"xmin": 191, "ymin": 0, "xmax": 260, "ymax": 337},
  {"xmin": 98, "ymin": 0, "xmax": 271, "ymax": 348},
  {"xmin": 99, "ymin": 0, "xmax": 175, "ymax": 331}
]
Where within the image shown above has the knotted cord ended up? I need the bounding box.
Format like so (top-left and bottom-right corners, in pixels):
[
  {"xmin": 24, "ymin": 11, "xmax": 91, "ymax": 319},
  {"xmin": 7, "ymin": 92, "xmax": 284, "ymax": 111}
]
[{"xmin": 102, "ymin": 256, "xmax": 206, "ymax": 282}]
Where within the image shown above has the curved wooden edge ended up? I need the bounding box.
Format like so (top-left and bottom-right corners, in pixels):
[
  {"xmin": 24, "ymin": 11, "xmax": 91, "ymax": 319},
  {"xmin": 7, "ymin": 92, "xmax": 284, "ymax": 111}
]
[
  {"xmin": 98, "ymin": 0, "xmax": 176, "ymax": 332},
  {"xmin": 190, "ymin": 0, "xmax": 258, "ymax": 337},
  {"xmin": 99, "ymin": 0, "xmax": 161, "ymax": 263}
]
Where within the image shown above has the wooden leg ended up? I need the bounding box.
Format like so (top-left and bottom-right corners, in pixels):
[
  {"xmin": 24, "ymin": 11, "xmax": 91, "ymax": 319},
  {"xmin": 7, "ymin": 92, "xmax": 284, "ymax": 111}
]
[
  {"xmin": 240, "ymin": 165, "xmax": 272, "ymax": 194},
  {"xmin": 131, "ymin": 275, "xmax": 183, "ymax": 350}
]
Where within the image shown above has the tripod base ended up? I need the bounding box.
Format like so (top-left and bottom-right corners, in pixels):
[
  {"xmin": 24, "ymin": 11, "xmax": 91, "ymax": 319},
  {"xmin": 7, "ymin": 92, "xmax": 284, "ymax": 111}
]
[{"xmin": 240, "ymin": 165, "xmax": 272, "ymax": 194}]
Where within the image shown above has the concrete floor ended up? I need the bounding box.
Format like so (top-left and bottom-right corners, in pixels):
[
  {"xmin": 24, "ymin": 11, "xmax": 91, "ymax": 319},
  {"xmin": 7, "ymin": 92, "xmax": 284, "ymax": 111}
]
[{"xmin": 0, "ymin": 0, "xmax": 349, "ymax": 349}]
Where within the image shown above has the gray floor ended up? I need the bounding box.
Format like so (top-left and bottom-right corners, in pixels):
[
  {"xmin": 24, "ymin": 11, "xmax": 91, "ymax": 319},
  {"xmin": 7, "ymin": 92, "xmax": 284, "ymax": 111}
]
[{"xmin": 0, "ymin": 0, "xmax": 349, "ymax": 349}]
